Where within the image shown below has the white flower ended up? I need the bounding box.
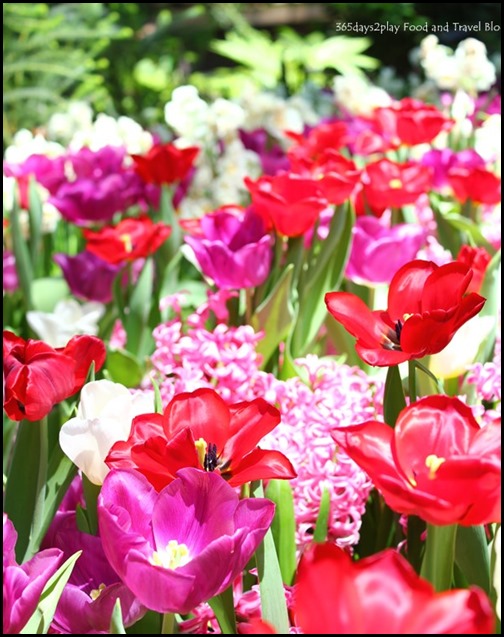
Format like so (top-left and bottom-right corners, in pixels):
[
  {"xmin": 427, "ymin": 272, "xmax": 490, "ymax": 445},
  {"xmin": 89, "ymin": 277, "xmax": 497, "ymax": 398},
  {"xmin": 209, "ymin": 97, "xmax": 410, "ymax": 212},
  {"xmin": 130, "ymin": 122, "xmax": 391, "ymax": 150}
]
[
  {"xmin": 59, "ymin": 380, "xmax": 154, "ymax": 485},
  {"xmin": 333, "ymin": 75, "xmax": 391, "ymax": 117},
  {"xmin": 27, "ymin": 299, "xmax": 105, "ymax": 348},
  {"xmin": 164, "ymin": 85, "xmax": 211, "ymax": 142},
  {"xmin": 4, "ymin": 129, "xmax": 65, "ymax": 164},
  {"xmin": 429, "ymin": 316, "xmax": 496, "ymax": 379}
]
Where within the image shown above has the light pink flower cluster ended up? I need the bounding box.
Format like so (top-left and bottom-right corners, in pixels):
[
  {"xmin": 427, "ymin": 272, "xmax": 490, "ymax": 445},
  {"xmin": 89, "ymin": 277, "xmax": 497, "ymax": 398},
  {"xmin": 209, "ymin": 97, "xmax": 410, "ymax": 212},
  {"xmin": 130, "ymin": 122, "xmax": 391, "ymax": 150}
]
[
  {"xmin": 466, "ymin": 313, "xmax": 501, "ymax": 416},
  {"xmin": 149, "ymin": 318, "xmax": 383, "ymax": 551}
]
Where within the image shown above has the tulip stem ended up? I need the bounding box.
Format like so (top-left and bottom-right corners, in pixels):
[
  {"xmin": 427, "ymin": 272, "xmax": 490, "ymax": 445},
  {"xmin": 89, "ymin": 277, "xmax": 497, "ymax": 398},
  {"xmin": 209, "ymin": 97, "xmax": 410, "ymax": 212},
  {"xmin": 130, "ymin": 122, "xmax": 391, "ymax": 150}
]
[
  {"xmin": 29, "ymin": 415, "xmax": 48, "ymax": 558},
  {"xmin": 408, "ymin": 360, "xmax": 417, "ymax": 403},
  {"xmin": 413, "ymin": 361, "xmax": 445, "ymax": 394},
  {"xmin": 208, "ymin": 587, "xmax": 237, "ymax": 634},
  {"xmin": 161, "ymin": 612, "xmax": 176, "ymax": 634},
  {"xmin": 420, "ymin": 523, "xmax": 458, "ymax": 591}
]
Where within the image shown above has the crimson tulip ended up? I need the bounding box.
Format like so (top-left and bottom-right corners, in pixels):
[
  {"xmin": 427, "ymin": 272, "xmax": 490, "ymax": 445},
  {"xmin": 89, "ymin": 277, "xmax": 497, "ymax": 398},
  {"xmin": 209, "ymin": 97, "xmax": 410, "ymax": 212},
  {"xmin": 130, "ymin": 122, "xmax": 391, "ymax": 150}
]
[
  {"xmin": 83, "ymin": 216, "xmax": 171, "ymax": 264},
  {"xmin": 131, "ymin": 143, "xmax": 199, "ymax": 186},
  {"xmin": 332, "ymin": 395, "xmax": 501, "ymax": 526},
  {"xmin": 286, "ymin": 121, "xmax": 349, "ymax": 162},
  {"xmin": 244, "ymin": 173, "xmax": 328, "ymax": 237},
  {"xmin": 447, "ymin": 166, "xmax": 501, "ymax": 205},
  {"xmin": 456, "ymin": 245, "xmax": 492, "ymax": 294},
  {"xmin": 294, "ymin": 543, "xmax": 495, "ymax": 634},
  {"xmin": 374, "ymin": 98, "xmax": 453, "ymax": 146},
  {"xmin": 362, "ymin": 159, "xmax": 433, "ymax": 216},
  {"xmin": 106, "ymin": 387, "xmax": 296, "ymax": 490},
  {"xmin": 325, "ymin": 259, "xmax": 486, "ymax": 366},
  {"xmin": 3, "ymin": 331, "xmax": 106, "ymax": 422}
]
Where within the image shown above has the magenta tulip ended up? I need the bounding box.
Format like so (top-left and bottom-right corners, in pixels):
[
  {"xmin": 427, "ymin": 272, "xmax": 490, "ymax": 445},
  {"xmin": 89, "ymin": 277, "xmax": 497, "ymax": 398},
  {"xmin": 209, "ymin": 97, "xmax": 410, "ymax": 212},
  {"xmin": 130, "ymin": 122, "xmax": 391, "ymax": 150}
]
[{"xmin": 98, "ymin": 468, "xmax": 275, "ymax": 613}]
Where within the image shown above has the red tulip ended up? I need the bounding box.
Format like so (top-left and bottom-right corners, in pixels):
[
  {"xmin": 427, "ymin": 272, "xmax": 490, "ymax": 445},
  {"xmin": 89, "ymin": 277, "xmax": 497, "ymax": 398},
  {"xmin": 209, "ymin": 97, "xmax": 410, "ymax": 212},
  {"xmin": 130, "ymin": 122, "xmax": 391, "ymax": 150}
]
[
  {"xmin": 374, "ymin": 98, "xmax": 453, "ymax": 146},
  {"xmin": 362, "ymin": 159, "xmax": 433, "ymax": 216},
  {"xmin": 286, "ymin": 121, "xmax": 349, "ymax": 163},
  {"xmin": 456, "ymin": 245, "xmax": 492, "ymax": 294},
  {"xmin": 332, "ymin": 395, "xmax": 501, "ymax": 526},
  {"xmin": 106, "ymin": 387, "xmax": 296, "ymax": 489},
  {"xmin": 131, "ymin": 143, "xmax": 199, "ymax": 186},
  {"xmin": 244, "ymin": 174, "xmax": 328, "ymax": 237},
  {"xmin": 3, "ymin": 331, "xmax": 106, "ymax": 421},
  {"xmin": 238, "ymin": 619, "xmax": 277, "ymax": 634},
  {"xmin": 83, "ymin": 216, "xmax": 171, "ymax": 264},
  {"xmin": 447, "ymin": 166, "xmax": 501, "ymax": 205},
  {"xmin": 294, "ymin": 543, "xmax": 495, "ymax": 634},
  {"xmin": 325, "ymin": 259, "xmax": 486, "ymax": 366}
]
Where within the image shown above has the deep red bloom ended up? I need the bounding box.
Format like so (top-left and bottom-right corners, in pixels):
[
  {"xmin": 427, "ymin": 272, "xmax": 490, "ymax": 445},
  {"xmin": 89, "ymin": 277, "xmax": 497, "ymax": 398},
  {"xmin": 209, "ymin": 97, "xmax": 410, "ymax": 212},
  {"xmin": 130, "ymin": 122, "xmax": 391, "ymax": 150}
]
[
  {"xmin": 456, "ymin": 245, "xmax": 492, "ymax": 294},
  {"xmin": 131, "ymin": 143, "xmax": 199, "ymax": 186},
  {"xmin": 362, "ymin": 159, "xmax": 433, "ymax": 216},
  {"xmin": 3, "ymin": 331, "xmax": 106, "ymax": 421},
  {"xmin": 244, "ymin": 174, "xmax": 328, "ymax": 237},
  {"xmin": 331, "ymin": 395, "xmax": 501, "ymax": 526},
  {"xmin": 238, "ymin": 620, "xmax": 277, "ymax": 634},
  {"xmin": 294, "ymin": 543, "xmax": 495, "ymax": 634},
  {"xmin": 374, "ymin": 98, "xmax": 453, "ymax": 146},
  {"xmin": 447, "ymin": 166, "xmax": 501, "ymax": 205},
  {"xmin": 325, "ymin": 259, "xmax": 485, "ymax": 366},
  {"xmin": 83, "ymin": 217, "xmax": 171, "ymax": 264},
  {"xmin": 106, "ymin": 388, "xmax": 296, "ymax": 489},
  {"xmin": 286, "ymin": 121, "xmax": 349, "ymax": 163}
]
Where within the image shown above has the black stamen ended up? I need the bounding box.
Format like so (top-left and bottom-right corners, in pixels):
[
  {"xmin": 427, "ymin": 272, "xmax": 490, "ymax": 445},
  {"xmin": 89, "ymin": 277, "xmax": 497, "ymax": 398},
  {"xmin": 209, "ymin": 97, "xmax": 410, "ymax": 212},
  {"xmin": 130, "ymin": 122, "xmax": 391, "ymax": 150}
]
[
  {"xmin": 395, "ymin": 320, "xmax": 403, "ymax": 342},
  {"xmin": 204, "ymin": 443, "xmax": 218, "ymax": 472}
]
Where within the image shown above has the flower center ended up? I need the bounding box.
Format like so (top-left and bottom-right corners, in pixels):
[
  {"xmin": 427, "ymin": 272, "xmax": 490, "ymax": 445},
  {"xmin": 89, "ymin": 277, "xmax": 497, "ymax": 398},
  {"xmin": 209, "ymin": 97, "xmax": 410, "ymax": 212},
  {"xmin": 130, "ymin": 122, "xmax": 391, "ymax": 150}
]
[
  {"xmin": 389, "ymin": 178, "xmax": 403, "ymax": 189},
  {"xmin": 150, "ymin": 540, "xmax": 191, "ymax": 570},
  {"xmin": 425, "ymin": 454, "xmax": 446, "ymax": 479},
  {"xmin": 90, "ymin": 583, "xmax": 106, "ymax": 600},
  {"xmin": 382, "ymin": 319, "xmax": 403, "ymax": 351},
  {"xmin": 119, "ymin": 233, "xmax": 133, "ymax": 253},
  {"xmin": 194, "ymin": 438, "xmax": 219, "ymax": 472}
]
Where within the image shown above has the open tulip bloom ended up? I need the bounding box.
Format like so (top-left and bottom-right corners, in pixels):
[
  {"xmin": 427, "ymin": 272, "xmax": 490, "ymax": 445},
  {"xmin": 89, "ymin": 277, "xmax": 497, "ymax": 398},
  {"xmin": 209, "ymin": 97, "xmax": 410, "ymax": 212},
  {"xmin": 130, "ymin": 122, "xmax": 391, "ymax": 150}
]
[{"xmin": 97, "ymin": 467, "xmax": 275, "ymax": 614}]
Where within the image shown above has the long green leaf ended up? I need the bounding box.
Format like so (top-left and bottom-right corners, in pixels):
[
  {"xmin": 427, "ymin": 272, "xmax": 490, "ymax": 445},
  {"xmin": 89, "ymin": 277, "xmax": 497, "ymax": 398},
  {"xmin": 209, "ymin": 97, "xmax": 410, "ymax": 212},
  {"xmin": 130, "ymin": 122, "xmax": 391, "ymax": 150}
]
[
  {"xmin": 313, "ymin": 487, "xmax": 331, "ymax": 543},
  {"xmin": 252, "ymin": 481, "xmax": 290, "ymax": 634},
  {"xmin": 208, "ymin": 586, "xmax": 237, "ymax": 635},
  {"xmin": 20, "ymin": 551, "xmax": 82, "ymax": 634},
  {"xmin": 124, "ymin": 258, "xmax": 154, "ymax": 357},
  {"xmin": 455, "ymin": 525, "xmax": 490, "ymax": 594},
  {"xmin": 251, "ymin": 264, "xmax": 295, "ymax": 369},
  {"xmin": 421, "ymin": 523, "xmax": 458, "ymax": 592},
  {"xmin": 383, "ymin": 365, "xmax": 406, "ymax": 427},
  {"xmin": 110, "ymin": 599, "xmax": 127, "ymax": 634},
  {"xmin": 8, "ymin": 202, "xmax": 33, "ymax": 309},
  {"xmin": 265, "ymin": 480, "xmax": 297, "ymax": 585},
  {"xmin": 290, "ymin": 204, "xmax": 354, "ymax": 357}
]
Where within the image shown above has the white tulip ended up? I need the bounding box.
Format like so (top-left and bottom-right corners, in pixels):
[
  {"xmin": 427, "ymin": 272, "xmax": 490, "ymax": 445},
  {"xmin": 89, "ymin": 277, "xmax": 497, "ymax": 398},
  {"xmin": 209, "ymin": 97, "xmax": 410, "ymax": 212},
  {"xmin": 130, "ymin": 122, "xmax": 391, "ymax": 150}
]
[
  {"xmin": 59, "ymin": 380, "xmax": 154, "ymax": 485},
  {"xmin": 27, "ymin": 299, "xmax": 105, "ymax": 348}
]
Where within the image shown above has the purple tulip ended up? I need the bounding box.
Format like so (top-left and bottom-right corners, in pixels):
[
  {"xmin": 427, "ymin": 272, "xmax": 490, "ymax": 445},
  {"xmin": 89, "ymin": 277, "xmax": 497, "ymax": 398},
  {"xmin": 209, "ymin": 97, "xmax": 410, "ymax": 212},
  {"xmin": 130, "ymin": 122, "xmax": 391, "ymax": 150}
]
[
  {"xmin": 239, "ymin": 129, "xmax": 290, "ymax": 175},
  {"xmin": 4, "ymin": 154, "xmax": 67, "ymax": 195},
  {"xmin": 41, "ymin": 505, "xmax": 145, "ymax": 634},
  {"xmin": 3, "ymin": 514, "xmax": 64, "ymax": 634},
  {"xmin": 420, "ymin": 148, "xmax": 486, "ymax": 189},
  {"xmin": 54, "ymin": 251, "xmax": 122, "ymax": 304},
  {"xmin": 345, "ymin": 215, "xmax": 426, "ymax": 286},
  {"xmin": 98, "ymin": 468, "xmax": 275, "ymax": 614},
  {"xmin": 185, "ymin": 207, "xmax": 273, "ymax": 289}
]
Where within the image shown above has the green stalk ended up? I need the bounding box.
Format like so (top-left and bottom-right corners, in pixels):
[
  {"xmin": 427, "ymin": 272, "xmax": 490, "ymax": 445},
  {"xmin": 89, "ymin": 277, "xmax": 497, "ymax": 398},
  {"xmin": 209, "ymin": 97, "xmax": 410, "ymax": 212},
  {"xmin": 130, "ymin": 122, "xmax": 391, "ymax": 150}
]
[
  {"xmin": 161, "ymin": 612, "xmax": 176, "ymax": 634},
  {"xmin": 420, "ymin": 523, "xmax": 458, "ymax": 591},
  {"xmin": 208, "ymin": 586, "xmax": 237, "ymax": 634},
  {"xmin": 28, "ymin": 415, "xmax": 48, "ymax": 559},
  {"xmin": 408, "ymin": 359, "xmax": 417, "ymax": 403}
]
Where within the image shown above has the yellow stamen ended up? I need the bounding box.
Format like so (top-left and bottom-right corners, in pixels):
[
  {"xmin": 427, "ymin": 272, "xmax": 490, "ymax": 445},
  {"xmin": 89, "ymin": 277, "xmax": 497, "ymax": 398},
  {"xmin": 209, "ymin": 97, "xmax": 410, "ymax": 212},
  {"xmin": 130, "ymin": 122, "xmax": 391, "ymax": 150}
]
[
  {"xmin": 90, "ymin": 583, "xmax": 106, "ymax": 600},
  {"xmin": 150, "ymin": 540, "xmax": 191, "ymax": 570},
  {"xmin": 119, "ymin": 233, "xmax": 133, "ymax": 253},
  {"xmin": 194, "ymin": 438, "xmax": 207, "ymax": 468},
  {"xmin": 425, "ymin": 454, "xmax": 446, "ymax": 479},
  {"xmin": 389, "ymin": 178, "xmax": 403, "ymax": 189}
]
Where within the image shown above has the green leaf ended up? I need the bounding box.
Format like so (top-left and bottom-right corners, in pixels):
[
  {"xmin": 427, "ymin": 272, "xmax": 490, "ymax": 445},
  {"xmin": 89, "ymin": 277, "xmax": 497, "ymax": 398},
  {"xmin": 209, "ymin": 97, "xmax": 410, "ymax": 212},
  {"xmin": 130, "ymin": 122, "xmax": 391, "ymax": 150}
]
[
  {"xmin": 420, "ymin": 523, "xmax": 458, "ymax": 592},
  {"xmin": 251, "ymin": 264, "xmax": 295, "ymax": 369},
  {"xmin": 8, "ymin": 201, "xmax": 33, "ymax": 309},
  {"xmin": 265, "ymin": 480, "xmax": 297, "ymax": 585},
  {"xmin": 290, "ymin": 204, "xmax": 354, "ymax": 357},
  {"xmin": 31, "ymin": 278, "xmax": 70, "ymax": 312},
  {"xmin": 455, "ymin": 525, "xmax": 490, "ymax": 594},
  {"xmin": 443, "ymin": 213, "xmax": 497, "ymax": 254},
  {"xmin": 106, "ymin": 349, "xmax": 144, "ymax": 388},
  {"xmin": 252, "ymin": 481, "xmax": 290, "ymax": 634},
  {"xmin": 313, "ymin": 487, "xmax": 331, "ymax": 543},
  {"xmin": 383, "ymin": 365, "xmax": 407, "ymax": 427},
  {"xmin": 110, "ymin": 598, "xmax": 127, "ymax": 634},
  {"xmin": 124, "ymin": 259, "xmax": 154, "ymax": 358},
  {"xmin": 151, "ymin": 377, "xmax": 164, "ymax": 414},
  {"xmin": 20, "ymin": 551, "xmax": 82, "ymax": 634},
  {"xmin": 27, "ymin": 180, "xmax": 44, "ymax": 276},
  {"xmin": 208, "ymin": 586, "xmax": 237, "ymax": 635}
]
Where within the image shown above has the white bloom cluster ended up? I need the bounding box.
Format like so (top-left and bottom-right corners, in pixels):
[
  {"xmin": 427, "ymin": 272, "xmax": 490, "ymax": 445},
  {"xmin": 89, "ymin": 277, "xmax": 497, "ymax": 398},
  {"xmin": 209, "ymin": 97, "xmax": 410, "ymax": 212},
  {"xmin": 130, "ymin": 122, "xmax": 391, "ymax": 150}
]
[
  {"xmin": 333, "ymin": 74, "xmax": 392, "ymax": 116},
  {"xmin": 68, "ymin": 113, "xmax": 154, "ymax": 155},
  {"xmin": 420, "ymin": 36, "xmax": 496, "ymax": 93},
  {"xmin": 238, "ymin": 90, "xmax": 318, "ymax": 136},
  {"xmin": 4, "ymin": 129, "xmax": 65, "ymax": 164}
]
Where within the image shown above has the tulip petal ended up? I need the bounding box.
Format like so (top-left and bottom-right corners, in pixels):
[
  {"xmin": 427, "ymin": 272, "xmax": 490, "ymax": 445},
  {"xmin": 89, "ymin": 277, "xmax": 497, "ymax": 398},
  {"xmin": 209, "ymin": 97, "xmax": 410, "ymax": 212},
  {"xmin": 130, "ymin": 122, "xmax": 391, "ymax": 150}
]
[{"xmin": 387, "ymin": 260, "xmax": 437, "ymax": 320}]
